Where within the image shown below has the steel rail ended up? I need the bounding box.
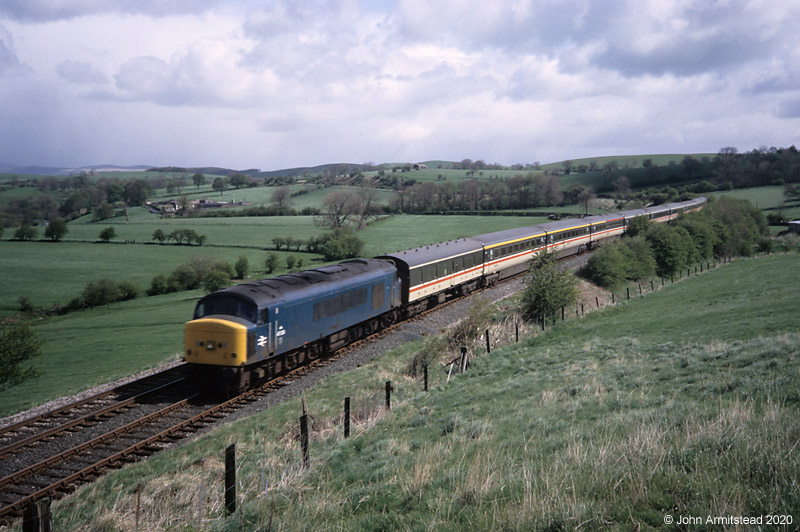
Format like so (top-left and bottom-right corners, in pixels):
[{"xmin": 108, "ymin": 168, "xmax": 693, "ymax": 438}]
[{"xmin": 0, "ymin": 377, "xmax": 186, "ymax": 458}]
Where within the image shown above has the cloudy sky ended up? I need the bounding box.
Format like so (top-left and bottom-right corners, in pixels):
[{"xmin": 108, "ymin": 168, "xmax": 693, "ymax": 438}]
[{"xmin": 1, "ymin": 0, "xmax": 799, "ymax": 171}]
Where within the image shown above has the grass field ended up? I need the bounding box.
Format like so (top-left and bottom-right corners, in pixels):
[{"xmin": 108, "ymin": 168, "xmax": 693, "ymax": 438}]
[{"xmin": 44, "ymin": 253, "xmax": 799, "ymax": 531}]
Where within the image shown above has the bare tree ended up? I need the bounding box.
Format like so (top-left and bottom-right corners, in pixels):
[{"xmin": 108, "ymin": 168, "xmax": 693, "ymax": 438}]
[
  {"xmin": 271, "ymin": 186, "xmax": 292, "ymax": 210},
  {"xmin": 318, "ymin": 189, "xmax": 359, "ymax": 229}
]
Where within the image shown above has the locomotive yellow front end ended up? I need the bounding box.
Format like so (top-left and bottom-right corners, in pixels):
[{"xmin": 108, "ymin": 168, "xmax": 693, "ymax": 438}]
[{"xmin": 185, "ymin": 317, "xmax": 248, "ymax": 367}]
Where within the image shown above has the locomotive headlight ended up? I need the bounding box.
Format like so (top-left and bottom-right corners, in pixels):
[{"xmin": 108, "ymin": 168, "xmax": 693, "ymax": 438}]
[{"xmin": 206, "ymin": 342, "xmax": 215, "ymax": 350}]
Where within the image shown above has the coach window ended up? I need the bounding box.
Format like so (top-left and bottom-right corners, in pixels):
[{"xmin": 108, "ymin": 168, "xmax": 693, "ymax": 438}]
[{"xmin": 410, "ymin": 268, "xmax": 422, "ymax": 286}]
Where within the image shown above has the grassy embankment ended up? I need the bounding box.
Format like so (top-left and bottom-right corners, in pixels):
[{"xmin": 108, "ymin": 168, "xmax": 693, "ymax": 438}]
[
  {"xmin": 45, "ymin": 252, "xmax": 799, "ymax": 531},
  {"xmin": 0, "ymin": 213, "xmax": 548, "ymax": 416}
]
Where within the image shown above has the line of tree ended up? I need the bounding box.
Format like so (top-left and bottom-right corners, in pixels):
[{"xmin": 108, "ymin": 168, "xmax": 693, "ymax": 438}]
[
  {"xmin": 585, "ymin": 196, "xmax": 771, "ymax": 290},
  {"xmin": 151, "ymin": 228, "xmax": 208, "ymax": 246},
  {"xmin": 147, "ymin": 257, "xmax": 235, "ymax": 296}
]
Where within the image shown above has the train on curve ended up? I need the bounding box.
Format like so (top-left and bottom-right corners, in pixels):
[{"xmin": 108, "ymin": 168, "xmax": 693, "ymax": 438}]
[{"xmin": 185, "ymin": 196, "xmax": 707, "ymax": 394}]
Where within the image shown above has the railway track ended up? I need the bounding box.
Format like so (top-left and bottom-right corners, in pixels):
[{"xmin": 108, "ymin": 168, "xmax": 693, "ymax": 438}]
[{"xmin": 0, "ymin": 263, "xmax": 544, "ymax": 526}]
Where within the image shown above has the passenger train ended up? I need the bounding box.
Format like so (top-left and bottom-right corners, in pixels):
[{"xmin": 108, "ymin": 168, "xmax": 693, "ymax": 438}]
[{"xmin": 185, "ymin": 197, "xmax": 707, "ymax": 394}]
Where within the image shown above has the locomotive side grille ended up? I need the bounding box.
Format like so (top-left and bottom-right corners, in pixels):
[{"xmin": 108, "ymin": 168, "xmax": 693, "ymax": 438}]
[{"xmin": 247, "ymin": 331, "xmax": 257, "ymax": 361}]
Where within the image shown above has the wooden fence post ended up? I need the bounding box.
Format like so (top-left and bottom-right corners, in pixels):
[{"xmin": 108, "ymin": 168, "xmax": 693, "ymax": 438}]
[
  {"xmin": 344, "ymin": 397, "xmax": 350, "ymax": 438},
  {"xmin": 38, "ymin": 499, "xmax": 51, "ymax": 532},
  {"xmin": 424, "ymin": 364, "xmax": 428, "ymax": 392},
  {"xmin": 485, "ymin": 329, "xmax": 491, "ymax": 354},
  {"xmin": 385, "ymin": 381, "xmax": 393, "ymax": 410},
  {"xmin": 225, "ymin": 443, "xmax": 236, "ymax": 514},
  {"xmin": 300, "ymin": 414, "xmax": 309, "ymax": 468},
  {"xmin": 23, "ymin": 503, "xmax": 38, "ymax": 532}
]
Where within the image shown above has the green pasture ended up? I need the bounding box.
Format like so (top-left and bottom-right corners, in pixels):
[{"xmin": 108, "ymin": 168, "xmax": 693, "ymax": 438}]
[
  {"xmin": 0, "ymin": 291, "xmax": 198, "ymax": 416},
  {"xmin": 710, "ymin": 185, "xmax": 793, "ymax": 210},
  {"xmin": 48, "ymin": 254, "xmax": 799, "ymax": 530},
  {"xmin": 0, "ymin": 240, "xmax": 317, "ymax": 315}
]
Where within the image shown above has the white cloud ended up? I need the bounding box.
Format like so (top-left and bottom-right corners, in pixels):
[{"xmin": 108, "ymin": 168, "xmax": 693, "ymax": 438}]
[{"xmin": 0, "ymin": 0, "xmax": 798, "ymax": 168}]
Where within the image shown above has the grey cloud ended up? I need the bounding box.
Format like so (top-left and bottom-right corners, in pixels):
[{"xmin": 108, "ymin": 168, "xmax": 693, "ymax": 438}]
[
  {"xmin": 776, "ymin": 98, "xmax": 800, "ymax": 119},
  {"xmin": 0, "ymin": 0, "xmax": 219, "ymax": 22},
  {"xmin": 0, "ymin": 24, "xmax": 22, "ymax": 74},
  {"xmin": 592, "ymin": 32, "xmax": 772, "ymax": 78},
  {"xmin": 56, "ymin": 60, "xmax": 107, "ymax": 84}
]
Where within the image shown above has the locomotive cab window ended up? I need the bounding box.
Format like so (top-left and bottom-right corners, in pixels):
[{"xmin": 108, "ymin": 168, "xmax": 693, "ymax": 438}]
[{"xmin": 194, "ymin": 296, "xmax": 258, "ymax": 324}]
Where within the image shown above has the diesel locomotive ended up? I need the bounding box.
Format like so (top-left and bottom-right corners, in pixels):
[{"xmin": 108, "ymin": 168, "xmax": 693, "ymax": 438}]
[{"xmin": 185, "ymin": 196, "xmax": 706, "ymax": 394}]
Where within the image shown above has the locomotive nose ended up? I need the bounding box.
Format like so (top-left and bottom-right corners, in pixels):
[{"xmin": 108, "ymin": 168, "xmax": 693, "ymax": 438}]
[{"xmin": 185, "ymin": 318, "xmax": 250, "ymax": 366}]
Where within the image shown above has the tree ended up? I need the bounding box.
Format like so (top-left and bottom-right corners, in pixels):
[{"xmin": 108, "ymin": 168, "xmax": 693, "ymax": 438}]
[
  {"xmin": 234, "ymin": 256, "xmax": 249, "ymax": 280},
  {"xmin": 93, "ymin": 202, "xmax": 115, "ymax": 221},
  {"xmin": 14, "ymin": 225, "xmax": 38, "ymax": 241},
  {"xmin": 645, "ymin": 223, "xmax": 689, "ymax": 277},
  {"xmin": 203, "ymin": 269, "xmax": 230, "ymax": 293},
  {"xmin": 229, "ymin": 173, "xmax": 247, "ymax": 189},
  {"xmin": 585, "ymin": 244, "xmax": 628, "ymax": 290},
  {"xmin": 44, "ymin": 218, "xmax": 68, "ymax": 241},
  {"xmin": 152, "ymin": 228, "xmax": 167, "ymax": 243},
  {"xmin": 519, "ymin": 250, "xmax": 579, "ymax": 322},
  {"xmin": 286, "ymin": 255, "xmax": 297, "ymax": 270},
  {"xmin": 212, "ymin": 177, "xmax": 227, "ymax": 195},
  {"xmin": 123, "ymin": 179, "xmax": 152, "ymax": 207},
  {"xmin": 192, "ymin": 173, "xmax": 206, "ymax": 189},
  {"xmin": 318, "ymin": 189, "xmax": 359, "ymax": 229},
  {"xmin": 271, "ymin": 186, "xmax": 292, "ymax": 210},
  {"xmin": 0, "ymin": 325, "xmax": 41, "ymax": 392},
  {"xmin": 264, "ymin": 253, "xmax": 279, "ymax": 274},
  {"xmin": 82, "ymin": 279, "xmax": 122, "ymax": 307},
  {"xmin": 99, "ymin": 226, "xmax": 116, "ymax": 243}
]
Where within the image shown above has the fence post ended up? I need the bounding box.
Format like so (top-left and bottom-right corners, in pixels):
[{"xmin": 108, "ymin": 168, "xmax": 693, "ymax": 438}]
[
  {"xmin": 225, "ymin": 443, "xmax": 236, "ymax": 514},
  {"xmin": 136, "ymin": 483, "xmax": 141, "ymax": 532},
  {"xmin": 561, "ymin": 306, "xmax": 565, "ymax": 321},
  {"xmin": 385, "ymin": 381, "xmax": 393, "ymax": 410},
  {"xmin": 638, "ymin": 284, "xmax": 642, "ymax": 296},
  {"xmin": 612, "ymin": 292, "xmax": 615, "ymax": 304},
  {"xmin": 650, "ymin": 280, "xmax": 654, "ymax": 291},
  {"xmin": 38, "ymin": 499, "xmax": 51, "ymax": 532},
  {"xmin": 23, "ymin": 503, "xmax": 38, "ymax": 532},
  {"xmin": 198, "ymin": 457, "xmax": 205, "ymax": 526},
  {"xmin": 485, "ymin": 329, "xmax": 491, "ymax": 354},
  {"xmin": 424, "ymin": 364, "xmax": 428, "ymax": 391},
  {"xmin": 595, "ymin": 296, "xmax": 599, "ymax": 309},
  {"xmin": 515, "ymin": 321, "xmax": 520, "ymax": 342},
  {"xmin": 627, "ymin": 287, "xmax": 630, "ymax": 300},
  {"xmin": 300, "ymin": 414, "xmax": 309, "ymax": 468},
  {"xmin": 581, "ymin": 303, "xmax": 584, "ymax": 316},
  {"xmin": 344, "ymin": 397, "xmax": 350, "ymax": 438}
]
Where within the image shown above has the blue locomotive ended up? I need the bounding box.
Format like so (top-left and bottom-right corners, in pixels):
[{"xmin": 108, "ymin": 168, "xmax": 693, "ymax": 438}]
[{"xmin": 185, "ymin": 197, "xmax": 706, "ymax": 394}]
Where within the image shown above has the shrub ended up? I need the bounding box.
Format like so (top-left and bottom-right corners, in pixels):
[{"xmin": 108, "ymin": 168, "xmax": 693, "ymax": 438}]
[
  {"xmin": 99, "ymin": 226, "xmax": 116, "ymax": 243},
  {"xmin": 519, "ymin": 250, "xmax": 578, "ymax": 322},
  {"xmin": 13, "ymin": 225, "xmax": 37, "ymax": 241},
  {"xmin": 234, "ymin": 256, "xmax": 249, "ymax": 280},
  {"xmin": 319, "ymin": 229, "xmax": 364, "ymax": 261},
  {"xmin": 82, "ymin": 279, "xmax": 123, "ymax": 307},
  {"xmin": 147, "ymin": 274, "xmax": 171, "ymax": 296},
  {"xmin": 621, "ymin": 236, "xmax": 656, "ymax": 280},
  {"xmin": 586, "ymin": 244, "xmax": 628, "ymax": 290},
  {"xmin": 44, "ymin": 218, "xmax": 68, "ymax": 241},
  {"xmin": 264, "ymin": 253, "xmax": 279, "ymax": 274},
  {"xmin": 0, "ymin": 325, "xmax": 42, "ymax": 392},
  {"xmin": 203, "ymin": 269, "xmax": 230, "ymax": 293}
]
